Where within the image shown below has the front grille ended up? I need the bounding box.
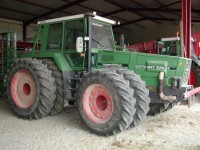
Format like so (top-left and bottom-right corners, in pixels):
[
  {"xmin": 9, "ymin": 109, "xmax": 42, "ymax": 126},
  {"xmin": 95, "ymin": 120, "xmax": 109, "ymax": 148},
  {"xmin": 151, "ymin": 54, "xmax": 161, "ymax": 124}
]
[{"xmin": 182, "ymin": 59, "xmax": 192, "ymax": 85}]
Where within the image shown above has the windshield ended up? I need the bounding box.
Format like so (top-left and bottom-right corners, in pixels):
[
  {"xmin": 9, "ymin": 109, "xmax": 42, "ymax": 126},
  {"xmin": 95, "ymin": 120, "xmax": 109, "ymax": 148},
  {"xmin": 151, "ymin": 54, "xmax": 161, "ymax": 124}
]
[{"xmin": 91, "ymin": 21, "xmax": 114, "ymax": 50}]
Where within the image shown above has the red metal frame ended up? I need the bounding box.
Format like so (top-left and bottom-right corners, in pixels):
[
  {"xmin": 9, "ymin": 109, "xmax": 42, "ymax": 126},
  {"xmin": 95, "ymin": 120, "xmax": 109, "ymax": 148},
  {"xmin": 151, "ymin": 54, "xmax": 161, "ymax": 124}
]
[
  {"xmin": 182, "ymin": 0, "xmax": 191, "ymax": 59},
  {"xmin": 183, "ymin": 87, "xmax": 200, "ymax": 99},
  {"xmin": 127, "ymin": 32, "xmax": 200, "ymax": 54},
  {"xmin": 17, "ymin": 41, "xmax": 34, "ymax": 50}
]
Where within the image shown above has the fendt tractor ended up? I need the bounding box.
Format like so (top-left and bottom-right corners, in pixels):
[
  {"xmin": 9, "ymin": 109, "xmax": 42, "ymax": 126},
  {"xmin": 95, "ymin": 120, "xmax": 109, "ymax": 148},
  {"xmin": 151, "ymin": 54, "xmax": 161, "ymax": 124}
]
[
  {"xmin": 0, "ymin": 13, "xmax": 198, "ymax": 136},
  {"xmin": 151, "ymin": 37, "xmax": 200, "ymax": 88},
  {"xmin": 128, "ymin": 35, "xmax": 200, "ymax": 114},
  {"xmin": 128, "ymin": 34, "xmax": 200, "ymax": 89}
]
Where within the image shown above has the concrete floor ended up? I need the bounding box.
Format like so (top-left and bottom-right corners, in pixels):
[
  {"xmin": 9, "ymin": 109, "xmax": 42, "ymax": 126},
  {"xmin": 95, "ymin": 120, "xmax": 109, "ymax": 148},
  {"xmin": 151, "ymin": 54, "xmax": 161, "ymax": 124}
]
[{"xmin": 0, "ymin": 97, "xmax": 200, "ymax": 150}]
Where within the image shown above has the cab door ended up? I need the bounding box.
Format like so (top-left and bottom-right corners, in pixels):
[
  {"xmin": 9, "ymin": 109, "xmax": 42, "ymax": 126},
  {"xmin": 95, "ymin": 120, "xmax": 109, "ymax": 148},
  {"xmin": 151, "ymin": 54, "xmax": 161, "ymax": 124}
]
[{"xmin": 63, "ymin": 19, "xmax": 85, "ymax": 71}]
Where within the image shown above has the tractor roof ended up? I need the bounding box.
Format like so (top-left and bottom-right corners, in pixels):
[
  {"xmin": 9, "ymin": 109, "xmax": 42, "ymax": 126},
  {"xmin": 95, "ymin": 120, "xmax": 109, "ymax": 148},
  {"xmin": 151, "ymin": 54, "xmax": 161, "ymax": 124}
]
[{"xmin": 37, "ymin": 13, "xmax": 116, "ymax": 25}]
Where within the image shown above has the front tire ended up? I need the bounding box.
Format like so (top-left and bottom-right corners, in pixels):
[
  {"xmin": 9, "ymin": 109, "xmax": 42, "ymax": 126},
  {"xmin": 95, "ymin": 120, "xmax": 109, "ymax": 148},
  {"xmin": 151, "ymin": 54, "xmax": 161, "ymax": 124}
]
[
  {"xmin": 76, "ymin": 69, "xmax": 136, "ymax": 136},
  {"xmin": 7, "ymin": 58, "xmax": 56, "ymax": 119}
]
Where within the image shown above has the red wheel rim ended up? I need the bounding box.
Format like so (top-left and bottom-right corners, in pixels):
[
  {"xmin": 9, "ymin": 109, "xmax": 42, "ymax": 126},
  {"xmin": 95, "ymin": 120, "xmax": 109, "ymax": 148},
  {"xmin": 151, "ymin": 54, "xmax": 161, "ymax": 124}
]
[
  {"xmin": 10, "ymin": 70, "xmax": 37, "ymax": 109},
  {"xmin": 82, "ymin": 84, "xmax": 113, "ymax": 124},
  {"xmin": 190, "ymin": 71, "xmax": 195, "ymax": 86}
]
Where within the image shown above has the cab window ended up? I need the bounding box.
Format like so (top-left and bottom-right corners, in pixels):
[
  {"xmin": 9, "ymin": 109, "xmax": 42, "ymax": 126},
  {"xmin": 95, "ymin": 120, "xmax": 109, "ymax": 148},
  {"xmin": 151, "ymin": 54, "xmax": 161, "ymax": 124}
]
[
  {"xmin": 46, "ymin": 23, "xmax": 63, "ymax": 50},
  {"xmin": 64, "ymin": 20, "xmax": 84, "ymax": 50}
]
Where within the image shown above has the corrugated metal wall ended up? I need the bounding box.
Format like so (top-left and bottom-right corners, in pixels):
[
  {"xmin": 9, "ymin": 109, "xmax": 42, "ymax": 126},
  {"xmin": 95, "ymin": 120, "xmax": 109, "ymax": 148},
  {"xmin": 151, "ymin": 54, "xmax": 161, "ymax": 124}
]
[
  {"xmin": 0, "ymin": 18, "xmax": 36, "ymax": 41},
  {"xmin": 0, "ymin": 18, "xmax": 23, "ymax": 40}
]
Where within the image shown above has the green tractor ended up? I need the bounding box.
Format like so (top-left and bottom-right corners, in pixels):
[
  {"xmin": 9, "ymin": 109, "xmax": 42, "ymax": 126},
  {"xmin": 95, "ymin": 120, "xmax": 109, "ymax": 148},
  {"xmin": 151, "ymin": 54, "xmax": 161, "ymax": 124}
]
[
  {"xmin": 155, "ymin": 37, "xmax": 200, "ymax": 88},
  {"xmin": 0, "ymin": 13, "xmax": 196, "ymax": 136}
]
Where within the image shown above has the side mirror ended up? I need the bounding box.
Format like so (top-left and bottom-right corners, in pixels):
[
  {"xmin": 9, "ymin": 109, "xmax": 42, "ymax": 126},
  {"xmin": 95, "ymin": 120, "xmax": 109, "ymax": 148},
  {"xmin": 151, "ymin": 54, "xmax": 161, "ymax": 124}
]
[{"xmin": 76, "ymin": 37, "xmax": 83, "ymax": 53}]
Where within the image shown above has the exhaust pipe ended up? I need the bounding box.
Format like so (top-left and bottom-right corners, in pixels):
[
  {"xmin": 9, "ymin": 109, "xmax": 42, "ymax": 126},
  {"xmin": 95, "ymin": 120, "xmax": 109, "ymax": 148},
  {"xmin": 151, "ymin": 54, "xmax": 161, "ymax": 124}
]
[{"xmin": 159, "ymin": 72, "xmax": 176, "ymax": 101}]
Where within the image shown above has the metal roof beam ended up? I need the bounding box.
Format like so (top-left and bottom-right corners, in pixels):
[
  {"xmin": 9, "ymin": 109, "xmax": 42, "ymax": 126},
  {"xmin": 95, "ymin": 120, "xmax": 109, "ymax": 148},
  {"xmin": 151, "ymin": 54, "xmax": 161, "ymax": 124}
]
[
  {"xmin": 130, "ymin": 0, "xmax": 177, "ymax": 25},
  {"xmin": 192, "ymin": 20, "xmax": 200, "ymax": 23},
  {"xmin": 62, "ymin": 0, "xmax": 145, "ymax": 29},
  {"xmin": 16, "ymin": 0, "xmax": 53, "ymax": 10},
  {"xmin": 126, "ymin": 8, "xmax": 200, "ymax": 13},
  {"xmin": 103, "ymin": 0, "xmax": 182, "ymax": 17},
  {"xmin": 115, "ymin": 18, "xmax": 178, "ymax": 28},
  {"xmin": 114, "ymin": 17, "xmax": 200, "ymax": 28},
  {"xmin": 0, "ymin": 6, "xmax": 51, "ymax": 22},
  {"xmin": 0, "ymin": 6, "xmax": 36, "ymax": 17},
  {"xmin": 24, "ymin": 0, "xmax": 86, "ymax": 26},
  {"xmin": 155, "ymin": 0, "xmax": 180, "ymax": 17},
  {"xmin": 66, "ymin": 1, "xmax": 145, "ymax": 29},
  {"xmin": 103, "ymin": 0, "xmax": 161, "ymax": 24},
  {"xmin": 158, "ymin": 0, "xmax": 181, "ymax": 8},
  {"xmin": 16, "ymin": 0, "xmax": 73, "ymax": 15},
  {"xmin": 102, "ymin": 8, "xmax": 125, "ymax": 17},
  {"xmin": 114, "ymin": 18, "xmax": 145, "ymax": 28},
  {"xmin": 64, "ymin": 1, "xmax": 144, "ymax": 29},
  {"xmin": 0, "ymin": 15, "xmax": 24, "ymax": 22}
]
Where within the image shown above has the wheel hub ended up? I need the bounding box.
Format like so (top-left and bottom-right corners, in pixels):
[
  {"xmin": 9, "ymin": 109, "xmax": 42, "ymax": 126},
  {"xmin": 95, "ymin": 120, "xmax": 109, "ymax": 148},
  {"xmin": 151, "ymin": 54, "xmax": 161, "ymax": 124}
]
[
  {"xmin": 10, "ymin": 70, "xmax": 37, "ymax": 109},
  {"xmin": 96, "ymin": 95, "xmax": 108, "ymax": 111},
  {"xmin": 23, "ymin": 83, "xmax": 31, "ymax": 95},
  {"xmin": 83, "ymin": 84, "xmax": 113, "ymax": 124}
]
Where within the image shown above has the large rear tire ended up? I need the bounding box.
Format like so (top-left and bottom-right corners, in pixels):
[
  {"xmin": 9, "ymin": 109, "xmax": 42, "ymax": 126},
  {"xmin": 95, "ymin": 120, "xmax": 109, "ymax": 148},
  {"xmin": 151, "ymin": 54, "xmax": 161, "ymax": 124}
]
[
  {"xmin": 114, "ymin": 68, "xmax": 150, "ymax": 127},
  {"xmin": 42, "ymin": 59, "xmax": 64, "ymax": 115},
  {"xmin": 76, "ymin": 69, "xmax": 136, "ymax": 136},
  {"xmin": 7, "ymin": 58, "xmax": 56, "ymax": 119}
]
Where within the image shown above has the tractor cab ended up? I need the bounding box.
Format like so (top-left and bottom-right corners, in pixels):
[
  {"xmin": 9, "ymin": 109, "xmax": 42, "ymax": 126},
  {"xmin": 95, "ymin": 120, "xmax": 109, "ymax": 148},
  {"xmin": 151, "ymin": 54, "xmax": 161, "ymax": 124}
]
[
  {"xmin": 28, "ymin": 13, "xmax": 116, "ymax": 72},
  {"xmin": 156, "ymin": 37, "xmax": 181, "ymax": 56},
  {"xmin": 34, "ymin": 13, "xmax": 116, "ymax": 52}
]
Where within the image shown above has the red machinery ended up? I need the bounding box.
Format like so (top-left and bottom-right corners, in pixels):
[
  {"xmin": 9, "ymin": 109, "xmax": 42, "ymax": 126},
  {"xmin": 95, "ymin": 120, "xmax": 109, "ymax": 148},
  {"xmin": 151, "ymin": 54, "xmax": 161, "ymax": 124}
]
[
  {"xmin": 17, "ymin": 41, "xmax": 34, "ymax": 51},
  {"xmin": 128, "ymin": 32, "xmax": 200, "ymax": 54}
]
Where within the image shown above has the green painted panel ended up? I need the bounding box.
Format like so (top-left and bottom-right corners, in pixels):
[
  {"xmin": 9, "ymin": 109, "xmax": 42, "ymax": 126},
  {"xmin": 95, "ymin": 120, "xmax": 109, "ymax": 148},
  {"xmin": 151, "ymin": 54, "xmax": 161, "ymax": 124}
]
[
  {"xmin": 128, "ymin": 52, "xmax": 137, "ymax": 72},
  {"xmin": 129, "ymin": 53, "xmax": 184, "ymax": 87},
  {"xmin": 146, "ymin": 60, "xmax": 168, "ymax": 72},
  {"xmin": 95, "ymin": 50, "xmax": 188, "ymax": 87},
  {"xmin": 97, "ymin": 50, "xmax": 130, "ymax": 65},
  {"xmin": 53, "ymin": 53, "xmax": 72, "ymax": 71},
  {"xmin": 176, "ymin": 57, "xmax": 187, "ymax": 77}
]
